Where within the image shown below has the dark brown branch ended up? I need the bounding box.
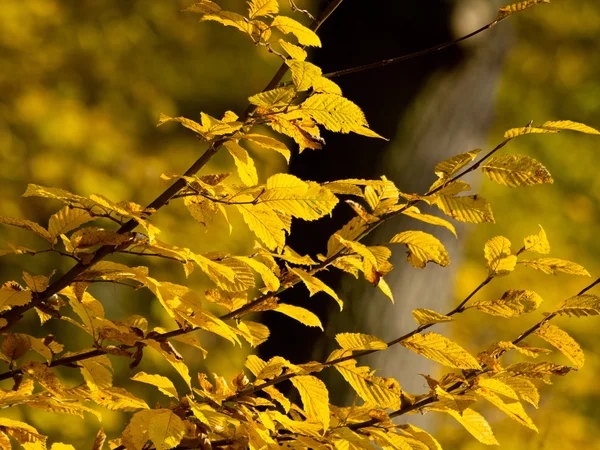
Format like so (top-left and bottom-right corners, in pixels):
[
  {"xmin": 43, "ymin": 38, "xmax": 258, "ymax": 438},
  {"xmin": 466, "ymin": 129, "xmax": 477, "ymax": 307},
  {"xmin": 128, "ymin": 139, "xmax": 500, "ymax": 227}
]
[{"xmin": 0, "ymin": 1, "xmax": 345, "ymax": 333}]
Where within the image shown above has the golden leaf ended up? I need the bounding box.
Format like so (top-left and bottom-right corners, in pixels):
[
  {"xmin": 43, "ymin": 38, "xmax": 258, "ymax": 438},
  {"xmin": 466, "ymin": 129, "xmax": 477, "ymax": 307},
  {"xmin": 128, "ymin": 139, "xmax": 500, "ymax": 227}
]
[
  {"xmin": 79, "ymin": 358, "xmax": 113, "ymax": 392},
  {"xmin": 248, "ymin": 0, "xmax": 279, "ymax": 18},
  {"xmin": 430, "ymin": 407, "xmax": 498, "ymax": 445},
  {"xmin": 433, "ymin": 194, "xmax": 495, "ymax": 224},
  {"xmin": 401, "ymin": 332, "xmax": 481, "ymax": 370},
  {"xmin": 475, "ymin": 378, "xmax": 518, "ymax": 400},
  {"xmin": 506, "ymin": 362, "xmax": 572, "ymax": 384},
  {"xmin": 556, "ymin": 294, "xmax": 600, "ymax": 317},
  {"xmin": 482, "ymin": 154, "xmax": 553, "ymax": 187},
  {"xmin": 401, "ymin": 206, "xmax": 457, "ymax": 237},
  {"xmin": 234, "ymin": 256, "xmax": 280, "ymax": 291},
  {"xmin": 223, "ymin": 140, "xmax": 258, "ymax": 186},
  {"xmin": 474, "ymin": 290, "xmax": 543, "ymax": 318},
  {"xmin": 497, "ymin": 0, "xmax": 551, "ymax": 19},
  {"xmin": 288, "ymin": 266, "xmax": 343, "ymax": 310},
  {"xmin": 0, "ymin": 215, "xmax": 53, "ymax": 242},
  {"xmin": 333, "ymin": 358, "xmax": 401, "ymax": 409},
  {"xmin": 132, "ymin": 372, "xmax": 179, "ymax": 399},
  {"xmin": 335, "ymin": 333, "xmax": 387, "ymax": 352},
  {"xmin": 541, "ymin": 120, "xmax": 600, "ymax": 135},
  {"xmin": 279, "ymin": 40, "xmax": 307, "ymax": 61},
  {"xmin": 274, "ymin": 303, "xmax": 323, "ymax": 330},
  {"xmin": 243, "ymin": 133, "xmax": 291, "ymax": 163},
  {"xmin": 484, "ymin": 235, "xmax": 517, "ymax": 275},
  {"xmin": 248, "ymin": 86, "xmax": 296, "ymax": 108},
  {"xmin": 474, "ymin": 387, "xmax": 538, "ymax": 431},
  {"xmin": 434, "ymin": 149, "xmax": 481, "ymax": 179},
  {"xmin": 290, "ymin": 375, "xmax": 330, "ymax": 431},
  {"xmin": 326, "ymin": 217, "xmax": 368, "ymax": 258},
  {"xmin": 237, "ymin": 202, "xmax": 287, "ymax": 251},
  {"xmin": 534, "ymin": 323, "xmax": 584, "ymax": 369},
  {"xmin": 21, "ymin": 361, "xmax": 66, "ymax": 397},
  {"xmin": 237, "ymin": 320, "xmax": 270, "ymax": 347},
  {"xmin": 503, "ymin": 126, "xmax": 557, "ymax": 139},
  {"xmin": 398, "ymin": 424, "xmax": 443, "ymax": 450},
  {"xmin": 523, "ymin": 225, "xmax": 550, "ymax": 254},
  {"xmin": 259, "ymin": 173, "xmax": 339, "ymax": 220},
  {"xmin": 411, "ymin": 308, "xmax": 453, "ymax": 326},
  {"xmin": 290, "ymin": 93, "xmax": 384, "ymax": 138},
  {"xmin": 494, "ymin": 375, "xmax": 539, "ymax": 408},
  {"xmin": 271, "ymin": 15, "xmax": 321, "ymax": 47},
  {"xmin": 0, "ymin": 285, "xmax": 32, "ymax": 313},
  {"xmin": 390, "ymin": 230, "xmax": 450, "ymax": 269},
  {"xmin": 519, "ymin": 257, "xmax": 590, "ymax": 276}
]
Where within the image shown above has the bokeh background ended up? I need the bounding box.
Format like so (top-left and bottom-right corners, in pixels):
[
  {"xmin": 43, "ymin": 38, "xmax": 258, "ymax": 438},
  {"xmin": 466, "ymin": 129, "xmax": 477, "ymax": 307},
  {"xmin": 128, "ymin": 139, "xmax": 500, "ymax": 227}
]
[{"xmin": 0, "ymin": 0, "xmax": 599, "ymax": 448}]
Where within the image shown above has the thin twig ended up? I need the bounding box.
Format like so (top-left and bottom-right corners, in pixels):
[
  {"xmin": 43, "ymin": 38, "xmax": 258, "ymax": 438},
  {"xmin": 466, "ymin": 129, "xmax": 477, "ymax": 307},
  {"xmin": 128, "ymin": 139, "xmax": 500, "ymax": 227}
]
[
  {"xmin": 0, "ymin": 0, "xmax": 345, "ymax": 333},
  {"xmin": 323, "ymin": 18, "xmax": 504, "ymax": 80}
]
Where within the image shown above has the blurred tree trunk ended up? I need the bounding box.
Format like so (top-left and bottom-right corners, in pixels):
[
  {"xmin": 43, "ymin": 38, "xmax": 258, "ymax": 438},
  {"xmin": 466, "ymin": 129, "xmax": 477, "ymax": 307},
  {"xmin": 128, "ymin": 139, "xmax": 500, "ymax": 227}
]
[{"xmin": 259, "ymin": 0, "xmax": 510, "ymax": 404}]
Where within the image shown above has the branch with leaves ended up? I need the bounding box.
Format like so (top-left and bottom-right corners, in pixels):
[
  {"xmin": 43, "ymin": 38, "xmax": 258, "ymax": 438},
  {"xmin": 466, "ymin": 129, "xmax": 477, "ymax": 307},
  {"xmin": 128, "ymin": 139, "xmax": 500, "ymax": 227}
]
[{"xmin": 2, "ymin": 0, "xmax": 600, "ymax": 449}]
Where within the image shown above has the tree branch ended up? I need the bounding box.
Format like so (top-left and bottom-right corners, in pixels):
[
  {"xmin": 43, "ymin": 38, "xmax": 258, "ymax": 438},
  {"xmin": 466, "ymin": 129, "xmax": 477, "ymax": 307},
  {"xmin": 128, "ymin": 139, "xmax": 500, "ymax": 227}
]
[{"xmin": 0, "ymin": 0, "xmax": 345, "ymax": 333}]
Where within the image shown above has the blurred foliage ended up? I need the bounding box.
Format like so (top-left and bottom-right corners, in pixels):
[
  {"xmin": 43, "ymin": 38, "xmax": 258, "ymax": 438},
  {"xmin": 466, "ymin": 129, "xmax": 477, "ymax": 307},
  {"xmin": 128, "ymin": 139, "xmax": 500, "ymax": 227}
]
[
  {"xmin": 0, "ymin": 0, "xmax": 294, "ymax": 446},
  {"xmin": 445, "ymin": 1, "xmax": 600, "ymax": 448}
]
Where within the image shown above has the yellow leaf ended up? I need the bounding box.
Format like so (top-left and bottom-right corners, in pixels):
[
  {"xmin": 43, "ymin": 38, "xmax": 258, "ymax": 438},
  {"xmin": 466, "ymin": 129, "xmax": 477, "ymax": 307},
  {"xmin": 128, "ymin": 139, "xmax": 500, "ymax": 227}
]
[
  {"xmin": 412, "ymin": 309, "xmax": 453, "ymax": 326},
  {"xmin": 234, "ymin": 256, "xmax": 280, "ymax": 291},
  {"xmin": 474, "ymin": 290, "xmax": 543, "ymax": 318},
  {"xmin": 286, "ymin": 60, "xmax": 322, "ymax": 91},
  {"xmin": 333, "ymin": 358, "xmax": 401, "ymax": 409},
  {"xmin": 541, "ymin": 120, "xmax": 600, "ymax": 135},
  {"xmin": 291, "ymin": 93, "xmax": 384, "ymax": 138},
  {"xmin": 431, "ymin": 407, "xmax": 498, "ymax": 445},
  {"xmin": 48, "ymin": 206, "xmax": 94, "ymax": 242},
  {"xmin": 369, "ymin": 429, "xmax": 413, "ymax": 450},
  {"xmin": 475, "ymin": 378, "xmax": 518, "ymax": 400},
  {"xmin": 556, "ymin": 294, "xmax": 600, "ymax": 317},
  {"xmin": 288, "ymin": 266, "xmax": 343, "ymax": 310},
  {"xmin": 91, "ymin": 386, "xmax": 149, "ymax": 411},
  {"xmin": 274, "ymin": 303, "xmax": 323, "ymax": 330},
  {"xmin": 1, "ymin": 333, "xmax": 31, "ymax": 360},
  {"xmin": 92, "ymin": 429, "xmax": 107, "ymax": 450},
  {"xmin": 147, "ymin": 409, "xmax": 186, "ymax": 450},
  {"xmin": 243, "ymin": 133, "xmax": 291, "ymax": 163},
  {"xmin": 434, "ymin": 149, "xmax": 481, "ymax": 179},
  {"xmin": 401, "ymin": 332, "xmax": 481, "ymax": 370},
  {"xmin": 433, "ymin": 386, "xmax": 477, "ymax": 413},
  {"xmin": 224, "ymin": 140, "xmax": 258, "ymax": 186},
  {"xmin": 433, "ymin": 194, "xmax": 495, "ymax": 224},
  {"xmin": 0, "ymin": 215, "xmax": 53, "ymax": 241},
  {"xmin": 248, "ymin": 0, "xmax": 279, "ymax": 18},
  {"xmin": 271, "ymin": 15, "xmax": 321, "ymax": 47},
  {"xmin": 79, "ymin": 359, "xmax": 113, "ymax": 392},
  {"xmin": 21, "ymin": 361, "xmax": 66, "ymax": 397},
  {"xmin": 390, "ymin": 231, "xmax": 450, "ymax": 269},
  {"xmin": 519, "ymin": 258, "xmax": 590, "ymax": 276},
  {"xmin": 277, "ymin": 245, "xmax": 317, "ymax": 265},
  {"xmin": 484, "ymin": 236, "xmax": 517, "ymax": 275},
  {"xmin": 399, "ymin": 424, "xmax": 443, "ymax": 450},
  {"xmin": 245, "ymin": 354, "xmax": 267, "ymax": 377},
  {"xmin": 279, "ymin": 39, "xmax": 307, "ymax": 61},
  {"xmin": 237, "ymin": 320, "xmax": 270, "ymax": 347},
  {"xmin": 503, "ymin": 126, "xmax": 557, "ymax": 139},
  {"xmin": 290, "ymin": 375, "xmax": 330, "ymax": 431},
  {"xmin": 335, "ymin": 333, "xmax": 387, "ymax": 352},
  {"xmin": 494, "ymin": 376, "xmax": 539, "ymax": 408},
  {"xmin": 326, "ymin": 217, "xmax": 368, "ymax": 258},
  {"xmin": 237, "ymin": 202, "xmax": 287, "ymax": 251},
  {"xmin": 474, "ymin": 387, "xmax": 538, "ymax": 431},
  {"xmin": 132, "ymin": 372, "xmax": 179, "ymax": 398},
  {"xmin": 523, "ymin": 225, "xmax": 550, "ymax": 254},
  {"xmin": 51, "ymin": 444, "xmax": 76, "ymax": 450},
  {"xmin": 260, "ymin": 174, "xmax": 339, "ymax": 220},
  {"xmin": 534, "ymin": 323, "xmax": 584, "ymax": 369},
  {"xmin": 248, "ymin": 86, "xmax": 296, "ymax": 108},
  {"xmin": 482, "ymin": 154, "xmax": 553, "ymax": 187},
  {"xmin": 0, "ymin": 418, "xmax": 45, "ymax": 446},
  {"xmin": 506, "ymin": 361, "xmax": 572, "ymax": 384},
  {"xmin": 401, "ymin": 206, "xmax": 457, "ymax": 237},
  {"xmin": 497, "ymin": 0, "xmax": 550, "ymax": 19},
  {"xmin": 144, "ymin": 340, "xmax": 192, "ymax": 389},
  {"xmin": 22, "ymin": 271, "xmax": 53, "ymax": 293}
]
